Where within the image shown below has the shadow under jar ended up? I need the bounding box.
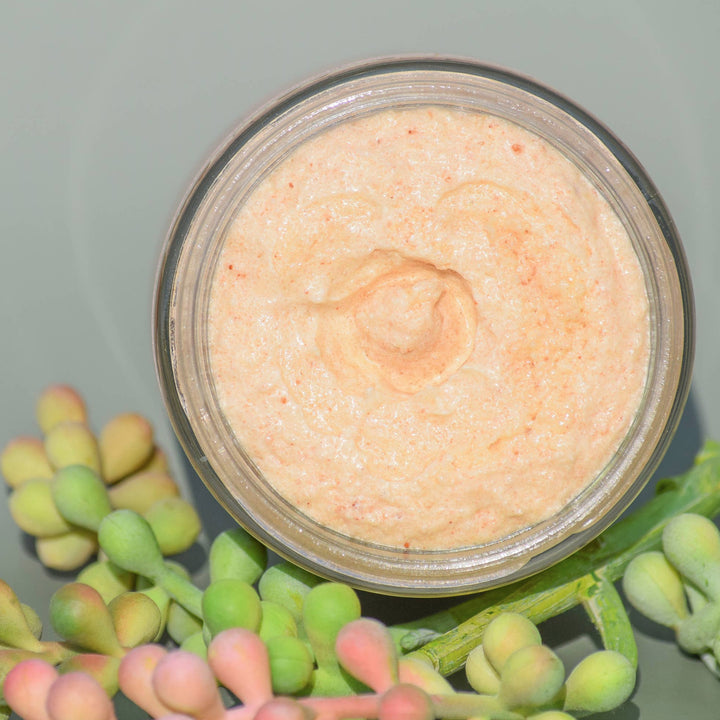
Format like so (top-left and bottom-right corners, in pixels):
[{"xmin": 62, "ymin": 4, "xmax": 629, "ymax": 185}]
[{"xmin": 153, "ymin": 57, "xmax": 694, "ymax": 596}]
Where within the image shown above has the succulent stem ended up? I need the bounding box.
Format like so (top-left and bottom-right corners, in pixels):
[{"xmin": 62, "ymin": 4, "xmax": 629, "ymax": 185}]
[{"xmin": 404, "ymin": 442, "xmax": 720, "ymax": 676}]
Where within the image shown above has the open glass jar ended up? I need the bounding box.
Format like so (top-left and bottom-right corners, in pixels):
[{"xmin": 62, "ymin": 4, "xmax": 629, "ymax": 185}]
[{"xmin": 153, "ymin": 57, "xmax": 693, "ymax": 596}]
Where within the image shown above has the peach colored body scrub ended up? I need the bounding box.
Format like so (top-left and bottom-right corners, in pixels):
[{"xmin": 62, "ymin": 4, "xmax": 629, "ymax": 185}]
[{"xmin": 208, "ymin": 107, "xmax": 650, "ymax": 551}]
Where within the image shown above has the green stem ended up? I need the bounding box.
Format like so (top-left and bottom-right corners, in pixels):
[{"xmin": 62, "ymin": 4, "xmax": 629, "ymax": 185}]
[
  {"xmin": 402, "ymin": 442, "xmax": 720, "ymax": 676},
  {"xmin": 432, "ymin": 692, "xmax": 522, "ymax": 720},
  {"xmin": 582, "ymin": 576, "xmax": 637, "ymax": 666},
  {"xmin": 300, "ymin": 692, "xmax": 521, "ymax": 720},
  {"xmin": 157, "ymin": 565, "xmax": 204, "ymax": 618},
  {"xmin": 37, "ymin": 640, "xmax": 77, "ymax": 665}
]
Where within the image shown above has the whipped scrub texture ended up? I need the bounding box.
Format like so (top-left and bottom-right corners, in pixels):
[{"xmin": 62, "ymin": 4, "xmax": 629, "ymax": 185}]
[{"xmin": 208, "ymin": 107, "xmax": 650, "ymax": 550}]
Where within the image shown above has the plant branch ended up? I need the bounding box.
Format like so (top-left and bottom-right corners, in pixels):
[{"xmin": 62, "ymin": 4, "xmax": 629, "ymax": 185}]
[{"xmin": 400, "ymin": 442, "xmax": 720, "ymax": 676}]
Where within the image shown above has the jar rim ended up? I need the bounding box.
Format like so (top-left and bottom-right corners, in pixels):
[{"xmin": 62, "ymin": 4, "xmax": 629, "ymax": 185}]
[{"xmin": 153, "ymin": 56, "xmax": 694, "ymax": 595}]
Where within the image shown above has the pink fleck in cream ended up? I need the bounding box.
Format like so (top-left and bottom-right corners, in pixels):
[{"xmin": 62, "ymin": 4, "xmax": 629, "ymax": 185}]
[{"xmin": 207, "ymin": 107, "xmax": 650, "ymax": 550}]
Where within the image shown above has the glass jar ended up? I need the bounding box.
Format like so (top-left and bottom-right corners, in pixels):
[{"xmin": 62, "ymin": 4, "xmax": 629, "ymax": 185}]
[{"xmin": 153, "ymin": 57, "xmax": 694, "ymax": 595}]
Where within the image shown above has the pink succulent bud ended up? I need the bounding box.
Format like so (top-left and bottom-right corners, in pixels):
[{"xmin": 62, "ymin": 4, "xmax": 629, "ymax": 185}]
[
  {"xmin": 254, "ymin": 697, "xmax": 311, "ymax": 720},
  {"xmin": 397, "ymin": 657, "xmax": 453, "ymax": 694},
  {"xmin": 3, "ymin": 658, "xmax": 58, "ymax": 720},
  {"xmin": 152, "ymin": 649, "xmax": 225, "ymax": 720},
  {"xmin": 378, "ymin": 684, "xmax": 434, "ymax": 720},
  {"xmin": 45, "ymin": 672, "xmax": 116, "ymax": 720},
  {"xmin": 118, "ymin": 644, "xmax": 173, "ymax": 718},
  {"xmin": 335, "ymin": 618, "xmax": 398, "ymax": 692},
  {"xmin": 207, "ymin": 628, "xmax": 273, "ymax": 708}
]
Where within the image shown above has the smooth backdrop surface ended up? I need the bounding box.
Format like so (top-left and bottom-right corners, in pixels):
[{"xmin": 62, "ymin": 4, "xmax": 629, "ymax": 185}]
[{"xmin": 2, "ymin": 3, "xmax": 719, "ymax": 718}]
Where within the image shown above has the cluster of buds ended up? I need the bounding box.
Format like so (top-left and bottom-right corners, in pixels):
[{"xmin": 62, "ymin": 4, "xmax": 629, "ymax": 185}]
[
  {"xmin": 624, "ymin": 512, "xmax": 720, "ymax": 674},
  {"xmin": 4, "ymin": 613, "xmax": 636, "ymax": 720},
  {"xmin": 1, "ymin": 385, "xmax": 200, "ymax": 570}
]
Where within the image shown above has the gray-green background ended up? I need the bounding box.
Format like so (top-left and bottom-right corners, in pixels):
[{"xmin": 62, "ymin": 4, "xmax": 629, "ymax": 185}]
[{"xmin": 2, "ymin": 2, "xmax": 718, "ymax": 717}]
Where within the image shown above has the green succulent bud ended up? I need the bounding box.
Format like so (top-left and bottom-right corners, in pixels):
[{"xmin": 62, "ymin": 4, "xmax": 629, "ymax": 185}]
[
  {"xmin": 167, "ymin": 600, "xmax": 204, "ymax": 645},
  {"xmin": 259, "ymin": 600, "xmax": 298, "ymax": 641},
  {"xmin": 465, "ymin": 644, "xmax": 501, "ymax": 695},
  {"xmin": 44, "ymin": 421, "xmax": 101, "ymax": 473},
  {"xmin": 77, "ymin": 560, "xmax": 135, "ymax": 604},
  {"xmin": 663, "ymin": 514, "xmax": 720, "ymax": 601},
  {"xmin": 52, "ymin": 464, "xmax": 112, "ymax": 532},
  {"xmin": 499, "ymin": 644, "xmax": 565, "ymax": 712},
  {"xmin": 1, "ymin": 436, "xmax": 53, "ymax": 488},
  {"xmin": 258, "ymin": 561, "xmax": 323, "ymax": 622},
  {"xmin": 0, "ymin": 580, "xmax": 44, "ymax": 652},
  {"xmin": 98, "ymin": 509, "xmax": 164, "ymax": 579},
  {"xmin": 20, "ymin": 604, "xmax": 42, "ymax": 641},
  {"xmin": 711, "ymin": 632, "xmax": 720, "ymax": 668},
  {"xmin": 209, "ymin": 527, "xmax": 268, "ymax": 585},
  {"xmin": 49, "ymin": 583, "xmax": 124, "ymax": 657},
  {"xmin": 676, "ymin": 601, "xmax": 720, "ymax": 655},
  {"xmin": 303, "ymin": 583, "xmax": 362, "ymax": 666},
  {"xmin": 107, "ymin": 470, "xmax": 180, "ymax": 514},
  {"xmin": 136, "ymin": 583, "xmax": 172, "ymax": 639},
  {"xmin": 35, "ymin": 528, "xmax": 97, "ymax": 571},
  {"xmin": 266, "ymin": 635, "xmax": 314, "ymax": 695},
  {"xmin": 98, "ymin": 511, "xmax": 203, "ymax": 617},
  {"xmin": 9, "ymin": 477, "xmax": 72, "ymax": 537},
  {"xmin": 482, "ymin": 612, "xmax": 542, "ymax": 674},
  {"xmin": 202, "ymin": 579, "xmax": 263, "ymax": 637},
  {"xmin": 108, "ymin": 591, "xmax": 162, "ymax": 648},
  {"xmin": 622, "ymin": 551, "xmax": 689, "ymax": 627},
  {"xmin": 143, "ymin": 497, "xmax": 201, "ymax": 556},
  {"xmin": 181, "ymin": 630, "xmax": 208, "ymax": 659},
  {"xmin": 563, "ymin": 650, "xmax": 636, "ymax": 714}
]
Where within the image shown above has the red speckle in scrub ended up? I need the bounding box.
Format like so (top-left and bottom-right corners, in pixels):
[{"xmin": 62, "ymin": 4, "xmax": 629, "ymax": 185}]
[
  {"xmin": 403, "ymin": 541, "xmax": 410, "ymax": 549},
  {"xmin": 228, "ymin": 264, "xmax": 233, "ymax": 270},
  {"xmin": 512, "ymin": 143, "xmax": 523, "ymax": 154},
  {"xmin": 280, "ymin": 396, "xmax": 288, "ymax": 404},
  {"xmin": 289, "ymin": 182, "xmax": 294, "ymax": 188}
]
